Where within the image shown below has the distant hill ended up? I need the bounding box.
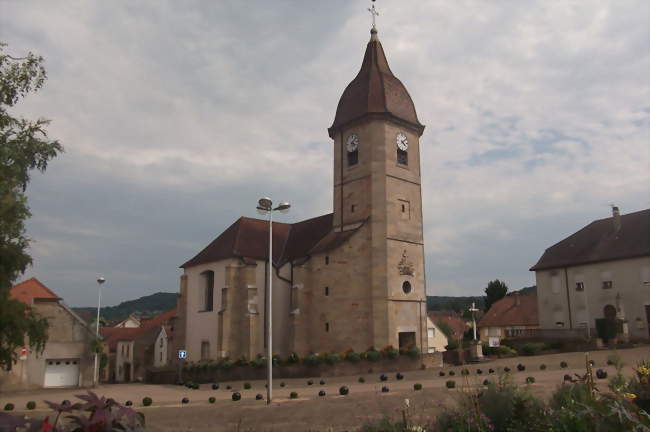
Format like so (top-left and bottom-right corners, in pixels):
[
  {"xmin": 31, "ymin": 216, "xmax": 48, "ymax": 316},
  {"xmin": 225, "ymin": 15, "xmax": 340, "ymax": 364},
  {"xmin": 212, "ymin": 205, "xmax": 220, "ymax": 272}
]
[
  {"xmin": 73, "ymin": 292, "xmax": 177, "ymax": 323},
  {"xmin": 427, "ymin": 286, "xmax": 536, "ymax": 313}
]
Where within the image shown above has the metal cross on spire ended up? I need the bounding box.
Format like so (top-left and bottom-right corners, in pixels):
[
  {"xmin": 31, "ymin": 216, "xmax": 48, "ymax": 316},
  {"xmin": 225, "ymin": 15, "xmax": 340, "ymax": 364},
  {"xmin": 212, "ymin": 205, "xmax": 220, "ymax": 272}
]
[{"xmin": 368, "ymin": 0, "xmax": 379, "ymax": 29}]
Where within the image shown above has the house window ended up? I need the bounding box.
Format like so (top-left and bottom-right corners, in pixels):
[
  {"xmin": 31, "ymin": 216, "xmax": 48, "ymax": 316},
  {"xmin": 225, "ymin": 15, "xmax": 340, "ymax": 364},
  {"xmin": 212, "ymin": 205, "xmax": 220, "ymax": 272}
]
[
  {"xmin": 398, "ymin": 200, "xmax": 410, "ymax": 220},
  {"xmin": 427, "ymin": 328, "xmax": 434, "ymax": 338},
  {"xmin": 402, "ymin": 281, "xmax": 412, "ymax": 294},
  {"xmin": 201, "ymin": 341, "xmax": 210, "ymax": 361},
  {"xmin": 126, "ymin": 344, "xmax": 129, "ymax": 357},
  {"xmin": 221, "ymin": 288, "xmax": 228, "ymax": 310},
  {"xmin": 397, "ymin": 149, "xmax": 408, "ymax": 165},
  {"xmin": 325, "ymin": 286, "xmax": 329, "ymax": 296},
  {"xmin": 201, "ymin": 271, "xmax": 215, "ymax": 311},
  {"xmin": 160, "ymin": 352, "xmax": 163, "ymax": 362},
  {"xmin": 555, "ymin": 322, "xmax": 565, "ymax": 328},
  {"xmin": 159, "ymin": 338, "xmax": 163, "ymax": 348},
  {"xmin": 602, "ymin": 281, "xmax": 613, "ymax": 289},
  {"xmin": 351, "ymin": 204, "xmax": 356, "ymax": 213},
  {"xmin": 325, "ymin": 322, "xmax": 330, "ymax": 332},
  {"xmin": 348, "ymin": 149, "xmax": 358, "ymax": 166},
  {"xmin": 325, "ymin": 256, "xmax": 329, "ymax": 265},
  {"xmin": 551, "ymin": 275, "xmax": 561, "ymax": 294},
  {"xmin": 575, "ymin": 282, "xmax": 584, "ymax": 292}
]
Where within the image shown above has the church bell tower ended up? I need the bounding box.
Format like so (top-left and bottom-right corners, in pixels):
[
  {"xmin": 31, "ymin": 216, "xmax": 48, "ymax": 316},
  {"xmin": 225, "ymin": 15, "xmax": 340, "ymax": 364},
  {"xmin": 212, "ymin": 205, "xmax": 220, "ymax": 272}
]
[{"xmin": 328, "ymin": 10, "xmax": 428, "ymax": 352}]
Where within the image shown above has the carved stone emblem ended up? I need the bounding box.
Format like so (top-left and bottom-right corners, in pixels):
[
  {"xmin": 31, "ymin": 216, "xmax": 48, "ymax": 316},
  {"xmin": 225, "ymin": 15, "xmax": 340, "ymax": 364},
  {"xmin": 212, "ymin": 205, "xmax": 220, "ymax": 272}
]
[{"xmin": 398, "ymin": 250, "xmax": 414, "ymax": 276}]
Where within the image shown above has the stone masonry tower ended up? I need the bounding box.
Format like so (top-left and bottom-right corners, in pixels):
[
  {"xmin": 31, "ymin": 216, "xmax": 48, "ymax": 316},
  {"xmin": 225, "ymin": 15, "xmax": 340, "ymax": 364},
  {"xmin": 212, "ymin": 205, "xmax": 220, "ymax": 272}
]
[{"xmin": 326, "ymin": 23, "xmax": 428, "ymax": 352}]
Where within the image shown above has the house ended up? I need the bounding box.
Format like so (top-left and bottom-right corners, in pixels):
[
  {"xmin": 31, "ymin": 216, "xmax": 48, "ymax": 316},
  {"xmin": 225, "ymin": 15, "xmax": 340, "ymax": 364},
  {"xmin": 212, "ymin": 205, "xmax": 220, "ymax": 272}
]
[
  {"xmin": 176, "ymin": 22, "xmax": 430, "ymax": 362},
  {"xmin": 425, "ymin": 317, "xmax": 449, "ymax": 352},
  {"xmin": 0, "ymin": 278, "xmax": 95, "ymax": 390},
  {"xmin": 427, "ymin": 311, "xmax": 469, "ymax": 343},
  {"xmin": 113, "ymin": 314, "xmax": 141, "ymax": 328},
  {"xmin": 100, "ymin": 309, "xmax": 175, "ymax": 382},
  {"xmin": 530, "ymin": 207, "xmax": 650, "ymax": 341},
  {"xmin": 477, "ymin": 294, "xmax": 539, "ymax": 345}
]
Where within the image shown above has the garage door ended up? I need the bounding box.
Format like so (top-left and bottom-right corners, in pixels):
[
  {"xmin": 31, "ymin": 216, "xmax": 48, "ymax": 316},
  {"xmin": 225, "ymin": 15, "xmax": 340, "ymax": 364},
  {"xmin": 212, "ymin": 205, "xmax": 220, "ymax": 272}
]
[{"xmin": 44, "ymin": 359, "xmax": 79, "ymax": 387}]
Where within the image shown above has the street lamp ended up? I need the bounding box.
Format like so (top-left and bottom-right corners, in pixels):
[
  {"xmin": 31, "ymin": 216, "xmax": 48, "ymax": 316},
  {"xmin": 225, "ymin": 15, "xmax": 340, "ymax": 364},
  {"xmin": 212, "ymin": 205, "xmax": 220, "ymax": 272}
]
[
  {"xmin": 256, "ymin": 197, "xmax": 290, "ymax": 405},
  {"xmin": 94, "ymin": 276, "xmax": 106, "ymax": 387}
]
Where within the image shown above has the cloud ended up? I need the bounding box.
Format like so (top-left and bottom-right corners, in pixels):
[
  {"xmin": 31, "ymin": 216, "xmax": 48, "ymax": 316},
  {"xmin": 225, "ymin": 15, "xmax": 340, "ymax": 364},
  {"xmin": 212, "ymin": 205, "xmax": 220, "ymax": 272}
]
[{"xmin": 1, "ymin": 0, "xmax": 648, "ymax": 305}]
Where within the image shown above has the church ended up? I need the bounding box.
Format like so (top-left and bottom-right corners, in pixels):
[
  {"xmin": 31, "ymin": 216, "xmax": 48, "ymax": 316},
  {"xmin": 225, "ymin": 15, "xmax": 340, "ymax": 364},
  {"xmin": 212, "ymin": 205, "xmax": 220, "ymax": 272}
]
[{"xmin": 174, "ymin": 19, "xmax": 429, "ymax": 362}]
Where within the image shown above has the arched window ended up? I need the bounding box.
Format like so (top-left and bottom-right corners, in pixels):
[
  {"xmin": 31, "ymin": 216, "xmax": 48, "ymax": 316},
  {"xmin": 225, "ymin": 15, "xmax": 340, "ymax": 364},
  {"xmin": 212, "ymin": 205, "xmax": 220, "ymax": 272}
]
[
  {"xmin": 397, "ymin": 148, "xmax": 408, "ymax": 165},
  {"xmin": 603, "ymin": 304, "xmax": 617, "ymax": 320},
  {"xmin": 201, "ymin": 271, "xmax": 214, "ymax": 311},
  {"xmin": 348, "ymin": 149, "xmax": 358, "ymax": 166}
]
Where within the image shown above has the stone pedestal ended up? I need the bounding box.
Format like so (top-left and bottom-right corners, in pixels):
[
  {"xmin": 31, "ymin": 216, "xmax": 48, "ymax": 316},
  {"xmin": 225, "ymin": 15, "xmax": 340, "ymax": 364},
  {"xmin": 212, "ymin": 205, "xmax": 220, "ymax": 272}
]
[{"xmin": 468, "ymin": 340, "xmax": 484, "ymax": 361}]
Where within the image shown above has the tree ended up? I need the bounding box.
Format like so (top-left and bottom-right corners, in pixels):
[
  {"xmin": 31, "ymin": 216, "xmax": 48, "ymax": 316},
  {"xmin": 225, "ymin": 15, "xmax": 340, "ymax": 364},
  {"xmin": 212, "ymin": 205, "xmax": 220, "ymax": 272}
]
[
  {"xmin": 0, "ymin": 42, "xmax": 62, "ymax": 370},
  {"xmin": 484, "ymin": 279, "xmax": 508, "ymax": 312}
]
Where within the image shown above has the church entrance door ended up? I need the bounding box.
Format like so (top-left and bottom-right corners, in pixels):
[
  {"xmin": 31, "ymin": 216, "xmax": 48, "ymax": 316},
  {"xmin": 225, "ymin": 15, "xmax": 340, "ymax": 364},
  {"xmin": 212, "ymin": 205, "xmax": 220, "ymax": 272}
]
[{"xmin": 398, "ymin": 332, "xmax": 416, "ymax": 350}]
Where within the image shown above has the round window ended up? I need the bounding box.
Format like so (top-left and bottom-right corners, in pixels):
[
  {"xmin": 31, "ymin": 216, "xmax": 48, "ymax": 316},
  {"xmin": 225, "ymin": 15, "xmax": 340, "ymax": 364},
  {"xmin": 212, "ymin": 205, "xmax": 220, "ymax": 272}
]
[{"xmin": 402, "ymin": 281, "xmax": 412, "ymax": 294}]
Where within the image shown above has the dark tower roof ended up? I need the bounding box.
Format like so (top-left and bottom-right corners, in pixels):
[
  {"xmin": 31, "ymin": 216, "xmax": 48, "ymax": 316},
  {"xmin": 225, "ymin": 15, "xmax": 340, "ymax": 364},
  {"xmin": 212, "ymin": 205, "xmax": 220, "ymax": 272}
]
[{"xmin": 328, "ymin": 28, "xmax": 424, "ymax": 138}]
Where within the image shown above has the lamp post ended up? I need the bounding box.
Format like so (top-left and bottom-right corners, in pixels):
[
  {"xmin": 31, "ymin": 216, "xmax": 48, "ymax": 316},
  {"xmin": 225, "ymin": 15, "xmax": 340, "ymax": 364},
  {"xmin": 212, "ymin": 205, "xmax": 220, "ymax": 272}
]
[
  {"xmin": 256, "ymin": 197, "xmax": 290, "ymax": 405},
  {"xmin": 94, "ymin": 276, "xmax": 105, "ymax": 387}
]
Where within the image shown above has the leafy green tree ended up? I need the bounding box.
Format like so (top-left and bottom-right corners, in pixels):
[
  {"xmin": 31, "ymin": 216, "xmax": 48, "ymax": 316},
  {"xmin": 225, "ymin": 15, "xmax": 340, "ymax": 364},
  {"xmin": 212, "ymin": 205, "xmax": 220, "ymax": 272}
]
[
  {"xmin": 484, "ymin": 279, "xmax": 508, "ymax": 312},
  {"xmin": 0, "ymin": 42, "xmax": 62, "ymax": 370}
]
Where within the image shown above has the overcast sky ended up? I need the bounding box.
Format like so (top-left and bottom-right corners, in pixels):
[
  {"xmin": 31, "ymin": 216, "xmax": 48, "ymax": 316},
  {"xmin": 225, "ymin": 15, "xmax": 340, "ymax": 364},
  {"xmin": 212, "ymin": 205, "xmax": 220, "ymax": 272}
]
[{"xmin": 2, "ymin": 1, "xmax": 648, "ymax": 307}]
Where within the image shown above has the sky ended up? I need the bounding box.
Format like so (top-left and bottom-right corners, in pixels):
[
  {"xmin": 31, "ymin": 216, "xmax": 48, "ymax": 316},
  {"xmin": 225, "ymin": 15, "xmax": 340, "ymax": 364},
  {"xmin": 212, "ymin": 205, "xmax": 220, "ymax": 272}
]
[{"xmin": 1, "ymin": 0, "xmax": 648, "ymax": 307}]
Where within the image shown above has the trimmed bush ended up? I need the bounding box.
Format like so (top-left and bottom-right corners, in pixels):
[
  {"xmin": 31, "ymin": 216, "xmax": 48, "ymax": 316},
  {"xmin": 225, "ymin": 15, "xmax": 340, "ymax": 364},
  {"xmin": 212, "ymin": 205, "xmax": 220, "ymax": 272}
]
[
  {"xmin": 232, "ymin": 392, "xmax": 241, "ymax": 401},
  {"xmin": 483, "ymin": 379, "xmax": 490, "ymax": 386},
  {"xmin": 563, "ymin": 374, "xmax": 572, "ymax": 382},
  {"xmin": 358, "ymin": 376, "xmax": 366, "ymax": 383},
  {"xmin": 303, "ymin": 354, "xmax": 321, "ymax": 367},
  {"xmin": 339, "ymin": 386, "xmax": 349, "ymax": 395},
  {"xmin": 382, "ymin": 345, "xmax": 399, "ymax": 359},
  {"xmin": 192, "ymin": 383, "xmax": 199, "ymax": 390},
  {"xmin": 461, "ymin": 368, "xmax": 469, "ymax": 376},
  {"xmin": 596, "ymin": 369, "xmax": 608, "ymax": 379},
  {"xmin": 446, "ymin": 380, "xmax": 456, "ymax": 389},
  {"xmin": 449, "ymin": 371, "xmax": 456, "ymax": 376},
  {"xmin": 381, "ymin": 386, "xmax": 390, "ymax": 393},
  {"xmin": 540, "ymin": 364, "xmax": 547, "ymax": 370},
  {"xmin": 142, "ymin": 397, "xmax": 152, "ymax": 407},
  {"xmin": 521, "ymin": 342, "xmax": 544, "ymax": 356},
  {"xmin": 517, "ymin": 364, "xmax": 526, "ymax": 372},
  {"xmin": 324, "ymin": 353, "xmax": 341, "ymax": 365},
  {"xmin": 476, "ymin": 369, "xmax": 483, "ymax": 375},
  {"xmin": 503, "ymin": 367, "xmax": 511, "ymax": 373},
  {"xmin": 396, "ymin": 372, "xmax": 404, "ymax": 380},
  {"xmin": 345, "ymin": 351, "xmax": 361, "ymax": 363},
  {"xmin": 560, "ymin": 361, "xmax": 568, "ymax": 369},
  {"xmin": 366, "ymin": 349, "xmax": 381, "ymax": 362},
  {"xmin": 26, "ymin": 401, "xmax": 36, "ymax": 410},
  {"xmin": 226, "ymin": 385, "xmax": 232, "ymax": 390},
  {"xmin": 255, "ymin": 394, "xmax": 263, "ymax": 400},
  {"xmin": 526, "ymin": 376, "xmax": 536, "ymax": 384},
  {"xmin": 413, "ymin": 383, "xmax": 423, "ymax": 391},
  {"xmin": 182, "ymin": 397, "xmax": 189, "ymax": 404},
  {"xmin": 211, "ymin": 383, "xmax": 220, "ymax": 390},
  {"xmin": 4, "ymin": 403, "xmax": 14, "ymax": 411},
  {"xmin": 406, "ymin": 346, "xmax": 421, "ymax": 359},
  {"xmin": 307, "ymin": 380, "xmax": 313, "ymax": 386},
  {"xmin": 319, "ymin": 380, "xmax": 325, "ymax": 385},
  {"xmin": 488, "ymin": 368, "xmax": 495, "ymax": 374},
  {"xmin": 280, "ymin": 382, "xmax": 286, "ymax": 387},
  {"xmin": 208, "ymin": 397, "xmax": 216, "ymax": 404},
  {"xmin": 380, "ymin": 374, "xmax": 388, "ymax": 381},
  {"xmin": 318, "ymin": 390, "xmax": 326, "ymax": 397},
  {"xmin": 289, "ymin": 391, "xmax": 298, "ymax": 399},
  {"xmin": 439, "ymin": 371, "xmax": 445, "ymax": 377},
  {"xmin": 243, "ymin": 382, "xmax": 252, "ymax": 389}
]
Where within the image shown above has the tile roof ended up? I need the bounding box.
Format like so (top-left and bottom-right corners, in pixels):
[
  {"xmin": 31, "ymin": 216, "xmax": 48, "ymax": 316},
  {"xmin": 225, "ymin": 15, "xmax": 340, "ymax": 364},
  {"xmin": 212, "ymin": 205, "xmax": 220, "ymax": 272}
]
[
  {"xmin": 10, "ymin": 277, "xmax": 60, "ymax": 305},
  {"xmin": 427, "ymin": 312, "xmax": 468, "ymax": 340},
  {"xmin": 181, "ymin": 213, "xmax": 353, "ymax": 269},
  {"xmin": 100, "ymin": 308, "xmax": 176, "ymax": 349},
  {"xmin": 530, "ymin": 209, "xmax": 650, "ymax": 271},
  {"xmin": 328, "ymin": 28, "xmax": 424, "ymax": 138},
  {"xmin": 477, "ymin": 294, "xmax": 538, "ymax": 328}
]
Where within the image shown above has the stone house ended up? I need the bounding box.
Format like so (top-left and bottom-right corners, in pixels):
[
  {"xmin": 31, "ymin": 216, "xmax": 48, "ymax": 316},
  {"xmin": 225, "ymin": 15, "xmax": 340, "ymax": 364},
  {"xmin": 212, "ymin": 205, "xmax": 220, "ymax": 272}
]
[
  {"xmin": 100, "ymin": 309, "xmax": 175, "ymax": 382},
  {"xmin": 425, "ymin": 317, "xmax": 449, "ymax": 353},
  {"xmin": 0, "ymin": 278, "xmax": 95, "ymax": 390},
  {"xmin": 175, "ymin": 24, "xmax": 430, "ymax": 362},
  {"xmin": 530, "ymin": 207, "xmax": 650, "ymax": 341},
  {"xmin": 477, "ymin": 294, "xmax": 539, "ymax": 345}
]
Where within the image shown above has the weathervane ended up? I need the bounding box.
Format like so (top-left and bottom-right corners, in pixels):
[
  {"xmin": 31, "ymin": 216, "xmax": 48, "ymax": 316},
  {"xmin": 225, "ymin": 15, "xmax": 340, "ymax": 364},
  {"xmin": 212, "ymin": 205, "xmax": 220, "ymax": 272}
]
[{"xmin": 368, "ymin": 0, "xmax": 379, "ymax": 29}]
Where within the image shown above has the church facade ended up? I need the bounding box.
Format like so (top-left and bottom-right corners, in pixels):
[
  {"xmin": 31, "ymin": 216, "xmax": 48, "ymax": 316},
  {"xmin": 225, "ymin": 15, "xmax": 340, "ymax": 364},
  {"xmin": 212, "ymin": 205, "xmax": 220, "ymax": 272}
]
[{"xmin": 175, "ymin": 25, "xmax": 429, "ymax": 362}]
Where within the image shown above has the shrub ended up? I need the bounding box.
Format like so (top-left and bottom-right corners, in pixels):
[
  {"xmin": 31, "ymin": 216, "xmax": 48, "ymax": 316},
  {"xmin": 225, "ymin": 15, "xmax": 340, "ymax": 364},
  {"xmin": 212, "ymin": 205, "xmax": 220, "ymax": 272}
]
[
  {"xmin": 232, "ymin": 392, "xmax": 241, "ymax": 401},
  {"xmin": 483, "ymin": 379, "xmax": 490, "ymax": 386},
  {"xmin": 4, "ymin": 403, "xmax": 14, "ymax": 411},
  {"xmin": 366, "ymin": 349, "xmax": 381, "ymax": 362},
  {"xmin": 413, "ymin": 383, "xmax": 422, "ymax": 390},
  {"xmin": 543, "ymin": 341, "xmax": 563, "ymax": 351},
  {"xmin": 182, "ymin": 397, "xmax": 189, "ymax": 404},
  {"xmin": 249, "ymin": 358, "xmax": 265, "ymax": 368},
  {"xmin": 449, "ymin": 370, "xmax": 456, "ymax": 376},
  {"xmin": 243, "ymin": 382, "xmax": 252, "ymax": 389},
  {"xmin": 192, "ymin": 383, "xmax": 199, "ymax": 390},
  {"xmin": 324, "ymin": 353, "xmax": 341, "ymax": 365},
  {"xmin": 461, "ymin": 368, "xmax": 469, "ymax": 376},
  {"xmin": 596, "ymin": 369, "xmax": 608, "ymax": 379},
  {"xmin": 142, "ymin": 397, "xmax": 152, "ymax": 407},
  {"xmin": 26, "ymin": 401, "xmax": 36, "ymax": 410},
  {"xmin": 406, "ymin": 346, "xmax": 421, "ymax": 359},
  {"xmin": 318, "ymin": 390, "xmax": 326, "ymax": 397},
  {"xmin": 446, "ymin": 380, "xmax": 456, "ymax": 389},
  {"xmin": 560, "ymin": 361, "xmax": 568, "ymax": 368},
  {"xmin": 439, "ymin": 371, "xmax": 445, "ymax": 377},
  {"xmin": 521, "ymin": 342, "xmax": 545, "ymax": 356},
  {"xmin": 540, "ymin": 364, "xmax": 547, "ymax": 370},
  {"xmin": 339, "ymin": 386, "xmax": 349, "ymax": 395},
  {"xmin": 396, "ymin": 372, "xmax": 404, "ymax": 380},
  {"xmin": 445, "ymin": 339, "xmax": 459, "ymax": 350},
  {"xmin": 358, "ymin": 376, "xmax": 365, "ymax": 383},
  {"xmin": 476, "ymin": 369, "xmax": 483, "ymax": 375},
  {"xmin": 289, "ymin": 392, "xmax": 298, "ymax": 399},
  {"xmin": 280, "ymin": 382, "xmax": 286, "ymax": 387},
  {"xmin": 526, "ymin": 376, "xmax": 536, "ymax": 383},
  {"xmin": 381, "ymin": 386, "xmax": 390, "ymax": 393},
  {"xmin": 517, "ymin": 364, "xmax": 526, "ymax": 372},
  {"xmin": 380, "ymin": 374, "xmax": 388, "ymax": 381},
  {"xmin": 286, "ymin": 352, "xmax": 300, "ymax": 364},
  {"xmin": 225, "ymin": 385, "xmax": 232, "ymax": 390},
  {"xmin": 307, "ymin": 380, "xmax": 313, "ymax": 386},
  {"xmin": 503, "ymin": 367, "xmax": 511, "ymax": 373},
  {"xmin": 488, "ymin": 368, "xmax": 495, "ymax": 374},
  {"xmin": 208, "ymin": 397, "xmax": 215, "ymax": 404},
  {"xmin": 345, "ymin": 351, "xmax": 361, "ymax": 363},
  {"xmin": 563, "ymin": 374, "xmax": 573, "ymax": 382},
  {"xmin": 382, "ymin": 345, "xmax": 399, "ymax": 359},
  {"xmin": 319, "ymin": 379, "xmax": 325, "ymax": 385},
  {"xmin": 211, "ymin": 383, "xmax": 220, "ymax": 390},
  {"xmin": 219, "ymin": 359, "xmax": 234, "ymax": 370},
  {"xmin": 255, "ymin": 394, "xmax": 263, "ymax": 400},
  {"xmin": 303, "ymin": 354, "xmax": 321, "ymax": 367}
]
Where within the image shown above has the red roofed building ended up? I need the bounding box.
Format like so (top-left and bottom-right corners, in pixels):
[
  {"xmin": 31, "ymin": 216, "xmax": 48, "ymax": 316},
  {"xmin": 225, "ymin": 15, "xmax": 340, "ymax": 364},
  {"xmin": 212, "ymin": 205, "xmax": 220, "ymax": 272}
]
[
  {"xmin": 100, "ymin": 308, "xmax": 176, "ymax": 382},
  {"xmin": 0, "ymin": 278, "xmax": 95, "ymax": 391},
  {"xmin": 477, "ymin": 294, "xmax": 539, "ymax": 344}
]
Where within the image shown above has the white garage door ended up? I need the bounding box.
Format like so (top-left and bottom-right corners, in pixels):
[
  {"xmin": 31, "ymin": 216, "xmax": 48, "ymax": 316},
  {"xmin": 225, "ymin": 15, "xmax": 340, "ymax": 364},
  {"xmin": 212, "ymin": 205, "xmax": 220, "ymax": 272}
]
[{"xmin": 44, "ymin": 359, "xmax": 79, "ymax": 387}]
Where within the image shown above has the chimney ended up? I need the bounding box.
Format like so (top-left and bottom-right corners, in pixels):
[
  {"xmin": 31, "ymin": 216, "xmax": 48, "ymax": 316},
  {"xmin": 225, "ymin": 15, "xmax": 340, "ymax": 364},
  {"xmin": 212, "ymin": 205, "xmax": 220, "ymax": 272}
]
[
  {"xmin": 612, "ymin": 206, "xmax": 621, "ymax": 232},
  {"xmin": 514, "ymin": 292, "xmax": 521, "ymax": 306}
]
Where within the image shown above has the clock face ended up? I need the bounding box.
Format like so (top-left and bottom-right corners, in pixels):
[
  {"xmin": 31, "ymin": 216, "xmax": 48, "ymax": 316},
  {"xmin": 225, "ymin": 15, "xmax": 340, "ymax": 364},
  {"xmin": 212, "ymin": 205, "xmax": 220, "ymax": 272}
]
[
  {"xmin": 346, "ymin": 133, "xmax": 359, "ymax": 152},
  {"xmin": 396, "ymin": 132, "xmax": 408, "ymax": 151}
]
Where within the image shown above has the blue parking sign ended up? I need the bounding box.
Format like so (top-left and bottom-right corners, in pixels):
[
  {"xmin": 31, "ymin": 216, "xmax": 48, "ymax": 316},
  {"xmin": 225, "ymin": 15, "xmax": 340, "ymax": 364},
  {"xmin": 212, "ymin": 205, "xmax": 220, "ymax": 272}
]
[{"xmin": 178, "ymin": 350, "xmax": 187, "ymax": 359}]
